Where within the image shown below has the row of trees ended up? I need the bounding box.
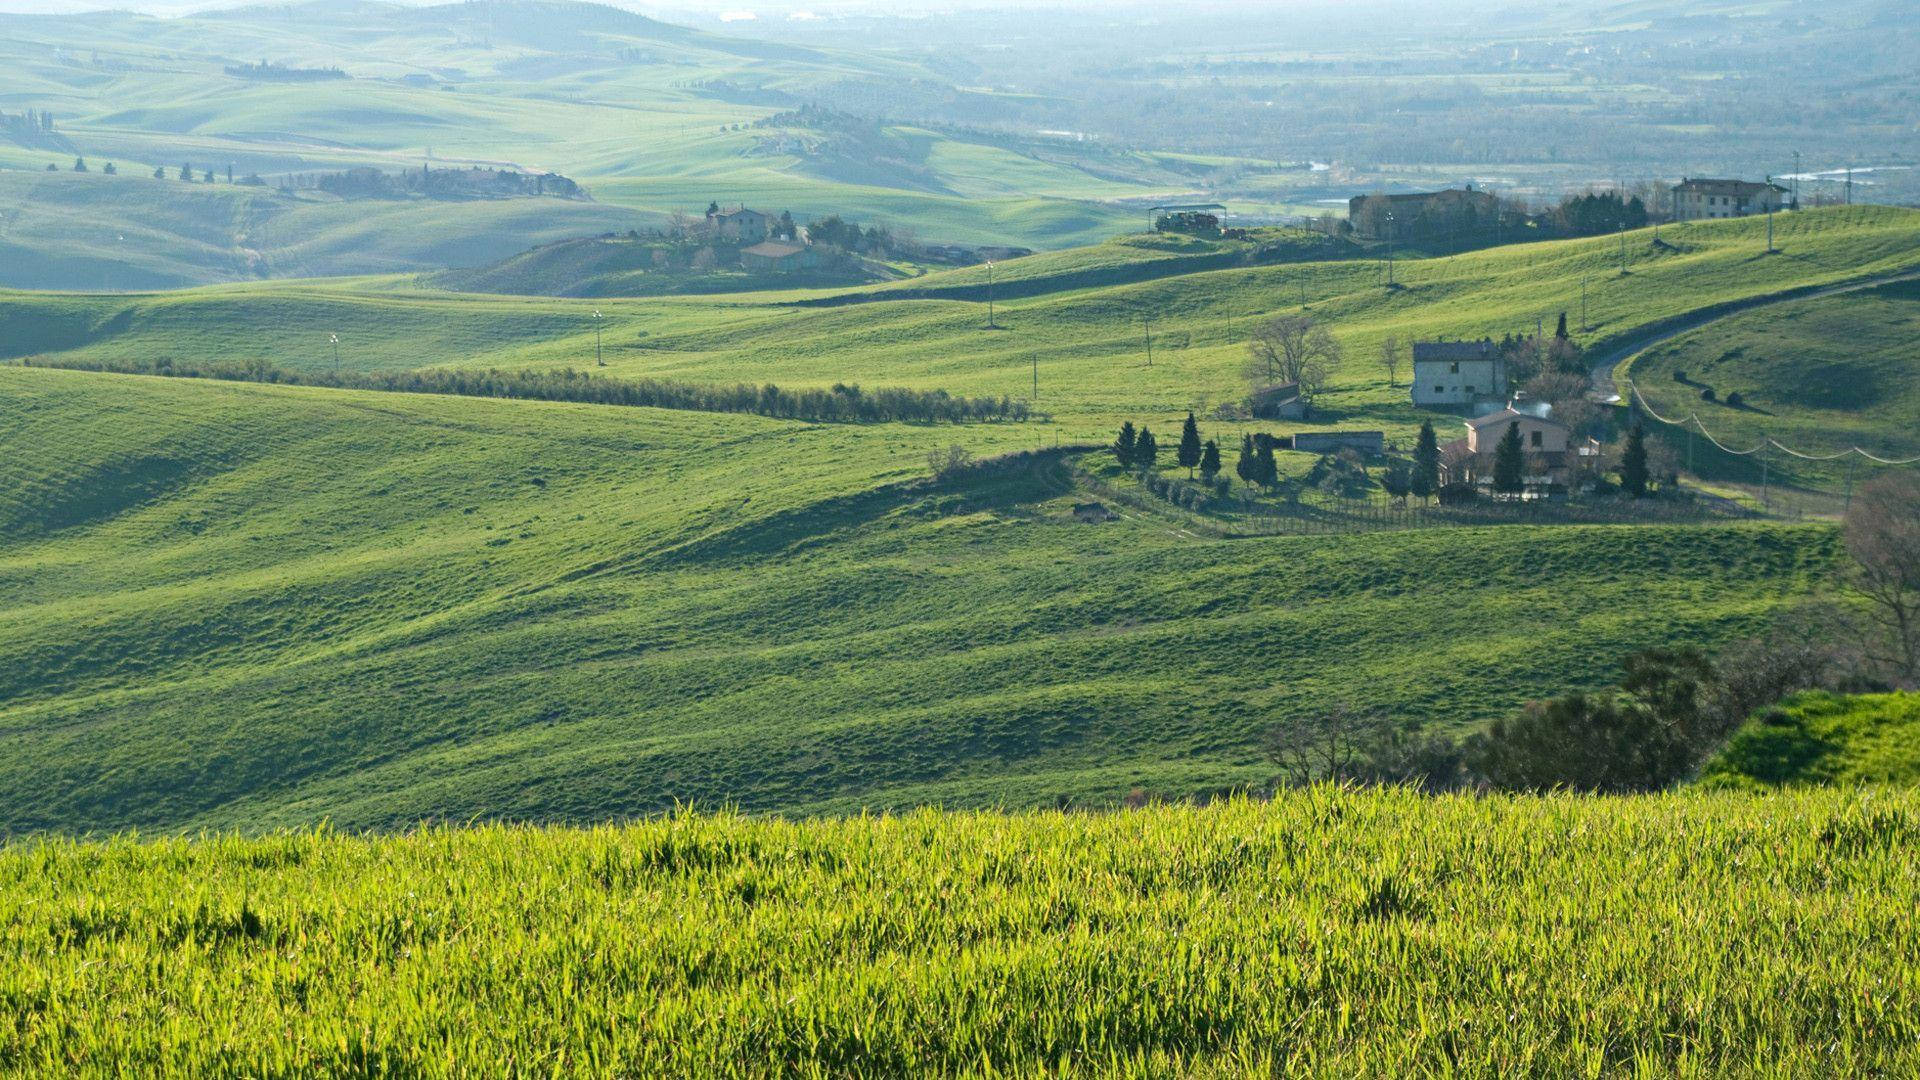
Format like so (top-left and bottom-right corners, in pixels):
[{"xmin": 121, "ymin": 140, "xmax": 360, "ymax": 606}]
[
  {"xmin": 19, "ymin": 356, "xmax": 1037, "ymax": 425},
  {"xmin": 1114, "ymin": 414, "xmax": 1223, "ymax": 482}
]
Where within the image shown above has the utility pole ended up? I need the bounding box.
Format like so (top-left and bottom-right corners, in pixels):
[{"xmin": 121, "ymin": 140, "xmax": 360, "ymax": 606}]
[
  {"xmin": 1619, "ymin": 217, "xmax": 1628, "ymax": 275},
  {"xmin": 592, "ymin": 309, "xmax": 604, "ymax": 366},
  {"xmin": 1845, "ymin": 166, "xmax": 1853, "ymax": 206},
  {"xmin": 985, "ymin": 260, "xmax": 996, "ymax": 329},
  {"xmin": 1843, "ymin": 455, "xmax": 1857, "ymax": 514},
  {"xmin": 1142, "ymin": 314, "xmax": 1153, "ymax": 367},
  {"xmin": 1766, "ymin": 200, "xmax": 1775, "ymax": 254},
  {"xmin": 1793, "ymin": 150, "xmax": 1801, "ymax": 206},
  {"xmin": 330, "ymin": 332, "xmax": 339, "ymax": 372},
  {"xmin": 1032, "ymin": 353, "xmax": 1037, "ymax": 402},
  {"xmin": 1384, "ymin": 212, "xmax": 1395, "ymax": 286},
  {"xmin": 1580, "ymin": 276, "xmax": 1589, "ymax": 333}
]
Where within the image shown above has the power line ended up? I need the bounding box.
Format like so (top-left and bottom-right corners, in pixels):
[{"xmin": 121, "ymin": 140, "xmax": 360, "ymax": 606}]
[{"xmin": 1627, "ymin": 381, "xmax": 1920, "ymax": 465}]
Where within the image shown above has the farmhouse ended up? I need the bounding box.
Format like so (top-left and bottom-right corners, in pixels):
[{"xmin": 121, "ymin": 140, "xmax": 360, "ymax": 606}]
[
  {"xmin": 707, "ymin": 206, "xmax": 771, "ymax": 244},
  {"xmin": 1440, "ymin": 404, "xmax": 1596, "ymax": 488},
  {"xmin": 741, "ymin": 240, "xmax": 821, "ymax": 273},
  {"xmin": 1348, "ymin": 187, "xmax": 1500, "ymax": 242},
  {"xmin": 1670, "ymin": 178, "xmax": 1789, "ymax": 222},
  {"xmin": 1410, "ymin": 339, "xmax": 1507, "ymax": 408}
]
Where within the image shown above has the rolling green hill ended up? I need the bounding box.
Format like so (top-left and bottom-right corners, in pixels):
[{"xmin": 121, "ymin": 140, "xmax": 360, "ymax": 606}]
[
  {"xmin": 9, "ymin": 790, "xmax": 1920, "ymax": 1074},
  {"xmin": 7, "ymin": 206, "xmax": 1920, "ymax": 440},
  {"xmin": 0, "ymin": 170, "xmax": 658, "ymax": 290},
  {"xmin": 0, "ymin": 0, "xmax": 1184, "ymax": 277},
  {"xmin": 0, "ymin": 365, "xmax": 1838, "ymax": 832},
  {"xmin": 1623, "ymin": 278, "xmax": 1920, "ymax": 488},
  {"xmin": 1701, "ymin": 692, "xmax": 1920, "ymax": 789}
]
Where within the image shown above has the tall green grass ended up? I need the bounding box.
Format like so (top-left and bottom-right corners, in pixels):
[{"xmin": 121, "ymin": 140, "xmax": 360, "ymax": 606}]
[{"xmin": 5, "ymin": 790, "xmax": 1919, "ymax": 1075}]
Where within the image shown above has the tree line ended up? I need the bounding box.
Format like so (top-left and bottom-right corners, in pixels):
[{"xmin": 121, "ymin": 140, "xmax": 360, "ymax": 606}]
[{"xmin": 15, "ymin": 356, "xmax": 1038, "ymax": 425}]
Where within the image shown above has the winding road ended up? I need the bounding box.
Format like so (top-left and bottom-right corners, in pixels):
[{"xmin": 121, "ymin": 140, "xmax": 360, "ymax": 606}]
[{"xmin": 1587, "ymin": 268, "xmax": 1920, "ymax": 404}]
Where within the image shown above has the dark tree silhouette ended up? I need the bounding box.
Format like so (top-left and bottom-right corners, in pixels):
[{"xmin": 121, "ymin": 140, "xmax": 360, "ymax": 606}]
[
  {"xmin": 1620, "ymin": 424, "xmax": 1649, "ymax": 497},
  {"xmin": 1411, "ymin": 420, "xmax": 1440, "ymax": 502},
  {"xmin": 1135, "ymin": 427, "xmax": 1158, "ymax": 471},
  {"xmin": 1112, "ymin": 422, "xmax": 1137, "ymax": 468},
  {"xmin": 1177, "ymin": 412, "xmax": 1202, "ymax": 477},
  {"xmin": 1199, "ymin": 439, "xmax": 1221, "ymax": 484},
  {"xmin": 1493, "ymin": 423, "xmax": 1525, "ymax": 494}
]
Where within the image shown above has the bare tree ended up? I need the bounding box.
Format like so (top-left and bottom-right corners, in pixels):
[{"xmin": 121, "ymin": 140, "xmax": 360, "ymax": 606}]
[
  {"xmin": 1380, "ymin": 334, "xmax": 1401, "ymax": 388},
  {"xmin": 1247, "ymin": 314, "xmax": 1343, "ymax": 401},
  {"xmin": 1522, "ymin": 371, "xmax": 1598, "ymax": 437},
  {"xmin": 1844, "ymin": 473, "xmax": 1920, "ymax": 684},
  {"xmin": 1264, "ymin": 703, "xmax": 1387, "ymax": 786}
]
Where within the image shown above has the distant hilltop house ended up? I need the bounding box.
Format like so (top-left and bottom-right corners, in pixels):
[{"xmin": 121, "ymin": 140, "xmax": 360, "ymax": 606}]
[
  {"xmin": 1348, "ymin": 186, "xmax": 1499, "ymax": 242},
  {"xmin": 707, "ymin": 206, "xmax": 771, "ymax": 244},
  {"xmin": 1410, "ymin": 339, "xmax": 1508, "ymax": 409},
  {"xmin": 742, "ymin": 240, "xmax": 821, "ymax": 273},
  {"xmin": 1440, "ymin": 402, "xmax": 1599, "ymax": 489},
  {"xmin": 1670, "ymin": 178, "xmax": 1790, "ymax": 222}
]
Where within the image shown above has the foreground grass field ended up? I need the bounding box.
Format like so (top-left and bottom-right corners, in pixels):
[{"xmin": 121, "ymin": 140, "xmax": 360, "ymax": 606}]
[
  {"xmin": 6, "ymin": 789, "xmax": 1919, "ymax": 1075},
  {"xmin": 0, "ymin": 367, "xmax": 1839, "ymax": 832}
]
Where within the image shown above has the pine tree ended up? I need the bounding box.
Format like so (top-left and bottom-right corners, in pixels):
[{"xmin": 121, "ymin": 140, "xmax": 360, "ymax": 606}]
[
  {"xmin": 1621, "ymin": 424, "xmax": 1649, "ymax": 498},
  {"xmin": 1411, "ymin": 420, "xmax": 1440, "ymax": 502},
  {"xmin": 72, "ymin": 157, "xmax": 87, "ymax": 172},
  {"xmin": 1177, "ymin": 412, "xmax": 1202, "ymax": 478},
  {"xmin": 1555, "ymin": 312, "xmax": 1569, "ymax": 339},
  {"xmin": 1112, "ymin": 421, "xmax": 1137, "ymax": 468},
  {"xmin": 153, "ymin": 165, "xmax": 166, "ymax": 179},
  {"xmin": 1254, "ymin": 437, "xmax": 1278, "ymax": 489},
  {"xmin": 103, "ymin": 162, "xmax": 115, "ymax": 175},
  {"xmin": 1236, "ymin": 434, "xmax": 1255, "ymax": 484},
  {"xmin": 180, "ymin": 162, "xmax": 192, "ymax": 181},
  {"xmin": 1199, "ymin": 439, "xmax": 1221, "ymax": 484},
  {"xmin": 1493, "ymin": 422, "xmax": 1526, "ymax": 494},
  {"xmin": 1135, "ymin": 428, "xmax": 1158, "ymax": 471}
]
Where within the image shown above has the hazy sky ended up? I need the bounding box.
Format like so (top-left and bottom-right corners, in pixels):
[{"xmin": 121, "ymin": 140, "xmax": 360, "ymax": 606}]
[{"xmin": 0, "ymin": 0, "xmax": 1285, "ymax": 15}]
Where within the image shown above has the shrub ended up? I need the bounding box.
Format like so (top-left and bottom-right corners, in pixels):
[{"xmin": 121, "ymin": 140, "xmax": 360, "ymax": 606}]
[
  {"xmin": 1436, "ymin": 481, "xmax": 1478, "ymax": 505},
  {"xmin": 1700, "ymin": 387, "xmax": 1716, "ymax": 402}
]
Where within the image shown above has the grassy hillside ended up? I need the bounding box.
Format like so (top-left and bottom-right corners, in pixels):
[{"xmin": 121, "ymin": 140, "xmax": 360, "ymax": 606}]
[
  {"xmin": 8, "ymin": 790, "xmax": 1920, "ymax": 1074},
  {"xmin": 0, "ymin": 0, "xmax": 1180, "ymax": 266},
  {"xmin": 1624, "ymin": 278, "xmax": 1920, "ymax": 488},
  {"xmin": 1701, "ymin": 692, "xmax": 1920, "ymax": 789},
  {"xmin": 0, "ymin": 366, "xmax": 1839, "ymax": 832},
  {"xmin": 0, "ymin": 170, "xmax": 658, "ymax": 290},
  {"xmin": 8, "ymin": 206, "xmax": 1920, "ymax": 441}
]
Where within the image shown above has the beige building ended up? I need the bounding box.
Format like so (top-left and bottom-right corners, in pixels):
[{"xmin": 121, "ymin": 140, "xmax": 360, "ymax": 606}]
[
  {"xmin": 741, "ymin": 240, "xmax": 821, "ymax": 273},
  {"xmin": 1670, "ymin": 178, "xmax": 1789, "ymax": 222},
  {"xmin": 1440, "ymin": 406, "xmax": 1588, "ymax": 488}
]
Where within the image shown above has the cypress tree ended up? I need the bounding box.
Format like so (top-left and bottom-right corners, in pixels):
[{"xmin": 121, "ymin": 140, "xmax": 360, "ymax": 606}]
[
  {"xmin": 1621, "ymin": 424, "xmax": 1649, "ymax": 498},
  {"xmin": 1255, "ymin": 438, "xmax": 1278, "ymax": 489},
  {"xmin": 1177, "ymin": 412, "xmax": 1202, "ymax": 477},
  {"xmin": 1412, "ymin": 420, "xmax": 1440, "ymax": 502},
  {"xmin": 1135, "ymin": 427, "xmax": 1158, "ymax": 472},
  {"xmin": 1113, "ymin": 421, "xmax": 1137, "ymax": 468},
  {"xmin": 1555, "ymin": 312, "xmax": 1569, "ymax": 339},
  {"xmin": 1236, "ymin": 434, "xmax": 1255, "ymax": 484},
  {"xmin": 1493, "ymin": 422, "xmax": 1526, "ymax": 494},
  {"xmin": 1199, "ymin": 439, "xmax": 1221, "ymax": 484}
]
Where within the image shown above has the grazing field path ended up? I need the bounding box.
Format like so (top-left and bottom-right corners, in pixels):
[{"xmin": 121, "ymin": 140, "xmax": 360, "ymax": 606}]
[{"xmin": 1589, "ymin": 267, "xmax": 1920, "ymax": 402}]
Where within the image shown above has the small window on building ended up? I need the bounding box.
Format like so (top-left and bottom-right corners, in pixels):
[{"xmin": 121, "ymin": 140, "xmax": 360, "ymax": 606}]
[
  {"xmin": 1449, "ymin": 362, "xmax": 1460, "ymax": 374},
  {"xmin": 1531, "ymin": 430, "xmax": 1543, "ymax": 448},
  {"xmin": 1465, "ymin": 385, "xmax": 1475, "ymax": 394}
]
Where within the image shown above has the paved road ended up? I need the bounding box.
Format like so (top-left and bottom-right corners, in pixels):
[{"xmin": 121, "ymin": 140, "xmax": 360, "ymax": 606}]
[{"xmin": 1587, "ymin": 268, "xmax": 1920, "ymax": 404}]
